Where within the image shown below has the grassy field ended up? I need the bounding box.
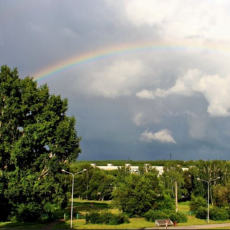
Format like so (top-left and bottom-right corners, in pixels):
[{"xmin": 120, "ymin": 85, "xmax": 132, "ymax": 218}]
[
  {"xmin": 1, "ymin": 199, "xmax": 230, "ymax": 229},
  {"xmin": 0, "ymin": 221, "xmax": 48, "ymax": 229},
  {"xmin": 176, "ymin": 202, "xmax": 230, "ymax": 227},
  {"xmin": 53, "ymin": 199, "xmax": 230, "ymax": 229},
  {"xmin": 54, "ymin": 218, "xmax": 156, "ymax": 229}
]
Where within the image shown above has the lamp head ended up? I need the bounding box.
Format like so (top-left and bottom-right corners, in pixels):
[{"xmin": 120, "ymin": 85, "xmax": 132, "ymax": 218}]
[
  {"xmin": 61, "ymin": 169, "xmax": 65, "ymax": 172},
  {"xmin": 83, "ymin": 169, "xmax": 87, "ymax": 172}
]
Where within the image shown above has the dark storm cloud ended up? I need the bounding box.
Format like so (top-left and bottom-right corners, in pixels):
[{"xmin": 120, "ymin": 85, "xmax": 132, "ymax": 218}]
[{"xmin": 1, "ymin": 0, "xmax": 230, "ymax": 160}]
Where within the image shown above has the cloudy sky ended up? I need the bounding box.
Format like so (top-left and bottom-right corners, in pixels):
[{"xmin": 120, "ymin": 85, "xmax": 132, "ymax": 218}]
[{"xmin": 1, "ymin": 0, "xmax": 230, "ymax": 161}]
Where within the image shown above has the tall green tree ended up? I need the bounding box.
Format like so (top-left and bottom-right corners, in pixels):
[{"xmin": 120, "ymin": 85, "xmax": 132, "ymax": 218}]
[
  {"xmin": 112, "ymin": 171, "xmax": 166, "ymax": 217},
  {"xmin": 0, "ymin": 65, "xmax": 81, "ymax": 221},
  {"xmin": 160, "ymin": 163, "xmax": 186, "ymax": 200}
]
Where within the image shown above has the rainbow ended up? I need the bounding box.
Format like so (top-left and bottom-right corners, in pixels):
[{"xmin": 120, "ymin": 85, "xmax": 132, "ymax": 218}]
[{"xmin": 33, "ymin": 41, "xmax": 230, "ymax": 82}]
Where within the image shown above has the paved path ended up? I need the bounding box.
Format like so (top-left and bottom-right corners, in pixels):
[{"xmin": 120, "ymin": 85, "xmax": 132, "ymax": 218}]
[
  {"xmin": 148, "ymin": 222, "xmax": 230, "ymax": 229},
  {"xmin": 42, "ymin": 219, "xmax": 230, "ymax": 229},
  {"xmin": 41, "ymin": 219, "xmax": 64, "ymax": 229}
]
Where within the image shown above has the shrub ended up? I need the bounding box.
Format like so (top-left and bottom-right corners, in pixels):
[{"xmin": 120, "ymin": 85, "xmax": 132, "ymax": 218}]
[
  {"xmin": 190, "ymin": 195, "xmax": 206, "ymax": 212},
  {"xmin": 145, "ymin": 210, "xmax": 187, "ymax": 223},
  {"xmin": 169, "ymin": 212, "xmax": 187, "ymax": 223},
  {"xmin": 195, "ymin": 207, "xmax": 207, "ymax": 219},
  {"xmin": 154, "ymin": 194, "xmax": 175, "ymax": 211},
  {"xmin": 86, "ymin": 211, "xmax": 101, "ymax": 224},
  {"xmin": 86, "ymin": 211, "xmax": 129, "ymax": 225},
  {"xmin": 100, "ymin": 211, "xmax": 114, "ymax": 224},
  {"xmin": 108, "ymin": 214, "xmax": 123, "ymax": 225},
  {"xmin": 210, "ymin": 207, "xmax": 229, "ymax": 221},
  {"xmin": 14, "ymin": 204, "xmax": 41, "ymax": 222},
  {"xmin": 144, "ymin": 210, "xmax": 169, "ymax": 222}
]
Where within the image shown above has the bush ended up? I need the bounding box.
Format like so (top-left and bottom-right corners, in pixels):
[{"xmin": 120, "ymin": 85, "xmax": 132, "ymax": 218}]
[
  {"xmin": 86, "ymin": 211, "xmax": 129, "ymax": 225},
  {"xmin": 210, "ymin": 207, "xmax": 229, "ymax": 221},
  {"xmin": 108, "ymin": 213, "xmax": 129, "ymax": 225},
  {"xmin": 86, "ymin": 211, "xmax": 101, "ymax": 224},
  {"xmin": 190, "ymin": 195, "xmax": 206, "ymax": 212},
  {"xmin": 108, "ymin": 214, "xmax": 123, "ymax": 225},
  {"xmin": 144, "ymin": 210, "xmax": 169, "ymax": 222},
  {"xmin": 195, "ymin": 207, "xmax": 207, "ymax": 219},
  {"xmin": 14, "ymin": 204, "xmax": 41, "ymax": 222},
  {"xmin": 100, "ymin": 211, "xmax": 114, "ymax": 224},
  {"xmin": 154, "ymin": 194, "xmax": 175, "ymax": 211},
  {"xmin": 145, "ymin": 210, "xmax": 187, "ymax": 223},
  {"xmin": 169, "ymin": 212, "xmax": 187, "ymax": 223}
]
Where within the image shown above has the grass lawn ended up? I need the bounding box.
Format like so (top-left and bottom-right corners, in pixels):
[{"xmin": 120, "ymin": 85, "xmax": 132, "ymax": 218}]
[
  {"xmin": 178, "ymin": 201, "xmax": 190, "ymax": 212},
  {"xmin": 177, "ymin": 202, "xmax": 230, "ymax": 227},
  {"xmin": 0, "ymin": 221, "xmax": 49, "ymax": 229},
  {"xmin": 53, "ymin": 218, "xmax": 156, "ymax": 229},
  {"xmin": 2, "ymin": 200, "xmax": 230, "ymax": 229},
  {"xmin": 52, "ymin": 200, "xmax": 230, "ymax": 229}
]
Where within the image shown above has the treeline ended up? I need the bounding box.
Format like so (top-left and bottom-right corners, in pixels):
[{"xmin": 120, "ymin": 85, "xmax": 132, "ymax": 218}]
[
  {"xmin": 73, "ymin": 159, "xmax": 203, "ymax": 167},
  {"xmin": 68, "ymin": 160, "xmax": 230, "ymax": 217}
]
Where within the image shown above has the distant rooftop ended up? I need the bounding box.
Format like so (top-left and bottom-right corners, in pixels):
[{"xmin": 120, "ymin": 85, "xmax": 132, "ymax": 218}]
[{"xmin": 91, "ymin": 163, "xmax": 188, "ymax": 175}]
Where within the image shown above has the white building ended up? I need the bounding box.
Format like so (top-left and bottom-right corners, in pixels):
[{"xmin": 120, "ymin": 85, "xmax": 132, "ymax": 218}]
[{"xmin": 90, "ymin": 163, "xmax": 188, "ymax": 175}]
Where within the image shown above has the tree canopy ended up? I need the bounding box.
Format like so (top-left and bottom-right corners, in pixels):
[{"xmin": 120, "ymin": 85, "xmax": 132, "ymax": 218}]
[{"xmin": 0, "ymin": 65, "xmax": 81, "ymax": 221}]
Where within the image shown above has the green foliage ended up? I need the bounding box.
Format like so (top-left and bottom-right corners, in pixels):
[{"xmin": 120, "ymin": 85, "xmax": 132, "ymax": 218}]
[
  {"xmin": 213, "ymin": 183, "xmax": 230, "ymax": 207},
  {"xmin": 13, "ymin": 203, "xmax": 41, "ymax": 222},
  {"xmin": 144, "ymin": 209, "xmax": 187, "ymax": 223},
  {"xmin": 195, "ymin": 207, "xmax": 207, "ymax": 219},
  {"xmin": 85, "ymin": 211, "xmax": 129, "ymax": 225},
  {"xmin": 154, "ymin": 193, "xmax": 175, "ymax": 211},
  {"xmin": 74, "ymin": 160, "xmax": 190, "ymax": 167},
  {"xmin": 144, "ymin": 210, "xmax": 169, "ymax": 222},
  {"xmin": 112, "ymin": 172, "xmax": 161, "ymax": 217},
  {"xmin": 70, "ymin": 163, "xmax": 116, "ymax": 200},
  {"xmin": 160, "ymin": 162, "xmax": 186, "ymax": 199},
  {"xmin": 190, "ymin": 195, "xmax": 207, "ymax": 212},
  {"xmin": 86, "ymin": 211, "xmax": 101, "ymax": 224},
  {"xmin": 169, "ymin": 212, "xmax": 188, "ymax": 223},
  {"xmin": 210, "ymin": 207, "xmax": 229, "ymax": 220},
  {"xmin": 0, "ymin": 65, "xmax": 81, "ymax": 221}
]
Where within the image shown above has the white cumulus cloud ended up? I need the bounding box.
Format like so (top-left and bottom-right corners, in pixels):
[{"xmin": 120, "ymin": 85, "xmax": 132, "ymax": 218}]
[
  {"xmin": 152, "ymin": 69, "xmax": 230, "ymax": 117},
  {"xmin": 136, "ymin": 89, "xmax": 155, "ymax": 99},
  {"xmin": 140, "ymin": 129, "xmax": 176, "ymax": 143},
  {"xmin": 106, "ymin": 0, "xmax": 230, "ymax": 41}
]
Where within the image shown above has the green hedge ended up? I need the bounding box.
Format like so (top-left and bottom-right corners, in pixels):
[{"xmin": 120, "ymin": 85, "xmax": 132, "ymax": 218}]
[
  {"xmin": 144, "ymin": 210, "xmax": 187, "ymax": 223},
  {"xmin": 86, "ymin": 211, "xmax": 130, "ymax": 225},
  {"xmin": 210, "ymin": 207, "xmax": 229, "ymax": 221},
  {"xmin": 169, "ymin": 212, "xmax": 187, "ymax": 223},
  {"xmin": 196, "ymin": 207, "xmax": 229, "ymax": 221},
  {"xmin": 195, "ymin": 207, "xmax": 207, "ymax": 219}
]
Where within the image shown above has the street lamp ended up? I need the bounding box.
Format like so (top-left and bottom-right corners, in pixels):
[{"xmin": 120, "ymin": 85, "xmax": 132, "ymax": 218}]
[
  {"xmin": 62, "ymin": 169, "xmax": 87, "ymax": 228},
  {"xmin": 197, "ymin": 176, "xmax": 220, "ymax": 223}
]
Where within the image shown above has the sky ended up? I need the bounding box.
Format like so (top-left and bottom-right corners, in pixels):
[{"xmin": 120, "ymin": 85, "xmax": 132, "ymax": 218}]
[{"xmin": 1, "ymin": 0, "xmax": 230, "ymax": 161}]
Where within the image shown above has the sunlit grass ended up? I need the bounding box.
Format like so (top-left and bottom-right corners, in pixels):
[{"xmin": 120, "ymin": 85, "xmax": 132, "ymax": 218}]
[
  {"xmin": 0, "ymin": 221, "xmax": 48, "ymax": 229},
  {"xmin": 177, "ymin": 202, "xmax": 230, "ymax": 226},
  {"xmin": 55, "ymin": 200, "xmax": 230, "ymax": 229},
  {"xmin": 178, "ymin": 201, "xmax": 190, "ymax": 212},
  {"xmin": 53, "ymin": 218, "xmax": 156, "ymax": 229}
]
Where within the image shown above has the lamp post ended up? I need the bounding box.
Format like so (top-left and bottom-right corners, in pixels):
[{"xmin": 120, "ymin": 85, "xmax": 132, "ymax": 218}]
[
  {"xmin": 62, "ymin": 169, "xmax": 87, "ymax": 228},
  {"xmin": 197, "ymin": 177, "xmax": 220, "ymax": 223}
]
